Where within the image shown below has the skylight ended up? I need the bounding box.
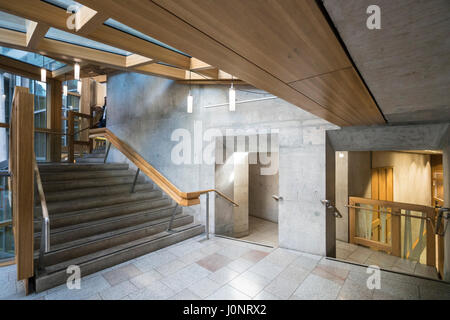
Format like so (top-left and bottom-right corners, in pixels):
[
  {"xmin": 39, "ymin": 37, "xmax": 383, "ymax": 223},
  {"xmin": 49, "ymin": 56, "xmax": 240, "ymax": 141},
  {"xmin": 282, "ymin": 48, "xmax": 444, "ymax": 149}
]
[
  {"xmin": 104, "ymin": 19, "xmax": 191, "ymax": 57},
  {"xmin": 0, "ymin": 11, "xmax": 27, "ymax": 33},
  {"xmin": 45, "ymin": 28, "xmax": 133, "ymax": 56},
  {"xmin": 0, "ymin": 46, "xmax": 66, "ymax": 71},
  {"xmin": 42, "ymin": 0, "xmax": 82, "ymax": 12}
]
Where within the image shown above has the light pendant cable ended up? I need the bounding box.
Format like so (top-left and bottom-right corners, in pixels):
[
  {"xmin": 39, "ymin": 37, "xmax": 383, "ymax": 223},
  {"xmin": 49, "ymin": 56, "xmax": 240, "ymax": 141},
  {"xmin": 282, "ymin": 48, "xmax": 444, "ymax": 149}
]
[
  {"xmin": 187, "ymin": 70, "xmax": 193, "ymax": 113},
  {"xmin": 229, "ymin": 75, "xmax": 236, "ymax": 112},
  {"xmin": 40, "ymin": 55, "xmax": 47, "ymax": 83}
]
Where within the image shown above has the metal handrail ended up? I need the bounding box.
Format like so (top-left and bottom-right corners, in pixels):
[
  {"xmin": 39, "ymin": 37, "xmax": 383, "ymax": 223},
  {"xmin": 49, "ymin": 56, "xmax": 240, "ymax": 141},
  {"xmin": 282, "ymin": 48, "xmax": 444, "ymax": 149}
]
[
  {"xmin": 34, "ymin": 159, "xmax": 50, "ymax": 270},
  {"xmin": 201, "ymin": 190, "xmax": 238, "ymax": 240}
]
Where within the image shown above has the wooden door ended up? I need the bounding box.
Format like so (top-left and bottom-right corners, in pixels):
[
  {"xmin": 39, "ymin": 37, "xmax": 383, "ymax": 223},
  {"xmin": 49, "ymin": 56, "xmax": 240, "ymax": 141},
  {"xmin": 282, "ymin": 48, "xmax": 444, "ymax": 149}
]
[{"xmin": 371, "ymin": 167, "xmax": 394, "ymax": 243}]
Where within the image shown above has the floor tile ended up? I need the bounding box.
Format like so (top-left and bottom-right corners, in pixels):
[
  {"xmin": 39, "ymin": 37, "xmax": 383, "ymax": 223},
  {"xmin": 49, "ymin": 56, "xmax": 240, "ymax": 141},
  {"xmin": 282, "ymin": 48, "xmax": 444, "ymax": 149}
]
[
  {"xmin": 196, "ymin": 254, "xmax": 232, "ymax": 272},
  {"xmin": 102, "ymin": 264, "xmax": 142, "ymax": 286},
  {"xmin": 293, "ymin": 274, "xmax": 342, "ymax": 300},
  {"xmin": 170, "ymin": 289, "xmax": 201, "ymax": 300},
  {"xmin": 99, "ymin": 280, "xmax": 139, "ymax": 300},
  {"xmin": 248, "ymin": 260, "xmax": 284, "ymax": 280},
  {"xmin": 241, "ymin": 250, "xmax": 269, "ymax": 263},
  {"xmin": 311, "ymin": 264, "xmax": 349, "ymax": 285},
  {"xmin": 229, "ymin": 271, "xmax": 271, "ymax": 298},
  {"xmin": 155, "ymin": 259, "xmax": 187, "ymax": 276},
  {"xmin": 188, "ymin": 278, "xmax": 222, "ymax": 299},
  {"xmin": 264, "ymin": 275, "xmax": 300, "ymax": 299},
  {"xmin": 337, "ymin": 278, "xmax": 374, "ymax": 300},
  {"xmin": 129, "ymin": 269, "xmax": 162, "ymax": 289},
  {"xmin": 253, "ymin": 290, "xmax": 280, "ymax": 300},
  {"xmin": 206, "ymin": 284, "xmax": 251, "ymax": 300},
  {"xmin": 226, "ymin": 258, "xmax": 254, "ymax": 273},
  {"xmin": 128, "ymin": 280, "xmax": 175, "ymax": 300},
  {"xmin": 208, "ymin": 266, "xmax": 240, "ymax": 286}
]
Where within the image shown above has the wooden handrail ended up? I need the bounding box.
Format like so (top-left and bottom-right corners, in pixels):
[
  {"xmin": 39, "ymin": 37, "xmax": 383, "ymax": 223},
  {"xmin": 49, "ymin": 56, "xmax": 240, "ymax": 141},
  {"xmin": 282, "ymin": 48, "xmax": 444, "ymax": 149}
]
[{"xmin": 89, "ymin": 128, "xmax": 238, "ymax": 207}]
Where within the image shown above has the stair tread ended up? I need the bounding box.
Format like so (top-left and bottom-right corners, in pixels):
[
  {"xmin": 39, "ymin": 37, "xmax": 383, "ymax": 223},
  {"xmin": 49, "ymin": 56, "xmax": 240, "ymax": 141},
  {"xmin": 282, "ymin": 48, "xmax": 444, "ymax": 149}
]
[
  {"xmin": 36, "ymin": 189, "xmax": 162, "ymax": 215},
  {"xmin": 38, "ymin": 163, "xmax": 128, "ymax": 172},
  {"xmin": 42, "ymin": 175, "xmax": 146, "ymax": 192},
  {"xmin": 40, "ymin": 223, "xmax": 203, "ymax": 275},
  {"xmin": 41, "ymin": 182, "xmax": 153, "ymax": 203},
  {"xmin": 40, "ymin": 169, "xmax": 137, "ymax": 182},
  {"xmin": 35, "ymin": 203, "xmax": 180, "ymax": 237},
  {"xmin": 35, "ymin": 213, "xmax": 188, "ymax": 255}
]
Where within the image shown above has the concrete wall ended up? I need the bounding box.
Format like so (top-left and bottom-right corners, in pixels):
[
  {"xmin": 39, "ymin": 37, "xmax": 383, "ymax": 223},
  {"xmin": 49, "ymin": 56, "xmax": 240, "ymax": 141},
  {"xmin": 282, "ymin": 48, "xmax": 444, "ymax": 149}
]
[
  {"xmin": 372, "ymin": 151, "xmax": 432, "ymax": 206},
  {"xmin": 107, "ymin": 72, "xmax": 337, "ymax": 256},
  {"xmin": 233, "ymin": 152, "xmax": 249, "ymax": 237},
  {"xmin": 249, "ymin": 152, "xmax": 279, "ymax": 223},
  {"xmin": 335, "ymin": 151, "xmax": 371, "ymax": 242}
]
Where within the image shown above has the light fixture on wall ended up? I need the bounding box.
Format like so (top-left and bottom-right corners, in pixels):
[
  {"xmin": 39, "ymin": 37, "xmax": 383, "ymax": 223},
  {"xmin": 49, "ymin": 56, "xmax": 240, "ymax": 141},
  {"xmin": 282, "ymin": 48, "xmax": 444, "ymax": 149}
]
[
  {"xmin": 229, "ymin": 76, "xmax": 235, "ymax": 112},
  {"xmin": 187, "ymin": 70, "xmax": 193, "ymax": 113},
  {"xmin": 77, "ymin": 80, "xmax": 82, "ymax": 94},
  {"xmin": 74, "ymin": 63, "xmax": 80, "ymax": 80},
  {"xmin": 40, "ymin": 56, "xmax": 47, "ymax": 83},
  {"xmin": 339, "ymin": 152, "xmax": 345, "ymax": 158}
]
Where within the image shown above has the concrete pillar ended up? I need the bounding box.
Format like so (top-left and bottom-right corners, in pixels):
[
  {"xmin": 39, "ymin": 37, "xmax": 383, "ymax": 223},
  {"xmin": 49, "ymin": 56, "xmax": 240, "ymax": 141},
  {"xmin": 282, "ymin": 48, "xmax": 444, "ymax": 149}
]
[
  {"xmin": 233, "ymin": 152, "xmax": 249, "ymax": 237},
  {"xmin": 443, "ymin": 131, "xmax": 450, "ymax": 281}
]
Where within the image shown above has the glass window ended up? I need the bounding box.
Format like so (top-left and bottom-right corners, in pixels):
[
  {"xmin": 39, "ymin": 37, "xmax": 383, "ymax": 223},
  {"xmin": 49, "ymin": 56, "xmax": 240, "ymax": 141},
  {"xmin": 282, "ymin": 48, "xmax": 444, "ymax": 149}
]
[
  {"xmin": 0, "ymin": 11, "xmax": 27, "ymax": 33},
  {"xmin": 104, "ymin": 18, "xmax": 190, "ymax": 57},
  {"xmin": 42, "ymin": 0, "xmax": 82, "ymax": 11},
  {"xmin": 45, "ymin": 28, "xmax": 132, "ymax": 56},
  {"xmin": 0, "ymin": 46, "xmax": 66, "ymax": 71}
]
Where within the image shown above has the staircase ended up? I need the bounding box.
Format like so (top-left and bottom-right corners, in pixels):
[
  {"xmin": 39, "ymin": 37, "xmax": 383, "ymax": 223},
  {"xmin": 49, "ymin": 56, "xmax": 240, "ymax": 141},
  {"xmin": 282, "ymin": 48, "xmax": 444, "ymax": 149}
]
[{"xmin": 33, "ymin": 150, "xmax": 204, "ymax": 292}]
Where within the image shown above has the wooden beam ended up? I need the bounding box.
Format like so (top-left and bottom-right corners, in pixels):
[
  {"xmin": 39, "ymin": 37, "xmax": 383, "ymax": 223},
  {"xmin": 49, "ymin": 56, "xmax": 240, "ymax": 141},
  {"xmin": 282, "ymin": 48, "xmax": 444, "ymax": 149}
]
[
  {"xmin": 125, "ymin": 54, "xmax": 153, "ymax": 68},
  {"xmin": 25, "ymin": 21, "xmax": 49, "ymax": 49},
  {"xmin": 0, "ymin": 0, "xmax": 190, "ymax": 69},
  {"xmin": 190, "ymin": 57, "xmax": 214, "ymax": 71},
  {"xmin": 194, "ymin": 68, "xmax": 219, "ymax": 80},
  {"xmin": 75, "ymin": 7, "xmax": 108, "ymax": 36},
  {"xmin": 134, "ymin": 63, "xmax": 186, "ymax": 80}
]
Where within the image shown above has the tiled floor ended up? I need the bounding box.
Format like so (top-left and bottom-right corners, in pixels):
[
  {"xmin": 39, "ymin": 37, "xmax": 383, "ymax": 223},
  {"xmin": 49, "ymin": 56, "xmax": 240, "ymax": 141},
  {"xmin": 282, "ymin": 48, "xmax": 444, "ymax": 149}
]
[
  {"xmin": 1, "ymin": 235, "xmax": 450, "ymax": 300},
  {"xmin": 336, "ymin": 240, "xmax": 440, "ymax": 280},
  {"xmin": 239, "ymin": 216, "xmax": 278, "ymax": 247}
]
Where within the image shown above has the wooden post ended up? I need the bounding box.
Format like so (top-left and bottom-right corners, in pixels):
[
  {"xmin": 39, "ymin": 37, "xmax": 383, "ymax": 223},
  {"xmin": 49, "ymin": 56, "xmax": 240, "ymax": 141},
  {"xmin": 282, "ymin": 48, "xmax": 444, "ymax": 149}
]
[
  {"xmin": 10, "ymin": 87, "xmax": 35, "ymax": 286},
  {"xmin": 49, "ymin": 79, "xmax": 62, "ymax": 162},
  {"xmin": 391, "ymin": 207, "xmax": 401, "ymax": 257},
  {"xmin": 68, "ymin": 110, "xmax": 74, "ymax": 163},
  {"xmin": 426, "ymin": 207, "xmax": 436, "ymax": 267},
  {"xmin": 349, "ymin": 198, "xmax": 356, "ymax": 244}
]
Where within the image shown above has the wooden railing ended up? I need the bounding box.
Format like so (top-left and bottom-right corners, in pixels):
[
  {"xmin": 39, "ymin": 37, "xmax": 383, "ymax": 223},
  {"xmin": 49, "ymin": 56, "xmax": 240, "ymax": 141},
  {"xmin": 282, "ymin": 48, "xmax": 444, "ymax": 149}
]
[
  {"xmin": 89, "ymin": 128, "xmax": 238, "ymax": 207},
  {"xmin": 9, "ymin": 87, "xmax": 35, "ymax": 291},
  {"xmin": 67, "ymin": 111, "xmax": 93, "ymax": 163},
  {"xmin": 348, "ymin": 196, "xmax": 436, "ymax": 267}
]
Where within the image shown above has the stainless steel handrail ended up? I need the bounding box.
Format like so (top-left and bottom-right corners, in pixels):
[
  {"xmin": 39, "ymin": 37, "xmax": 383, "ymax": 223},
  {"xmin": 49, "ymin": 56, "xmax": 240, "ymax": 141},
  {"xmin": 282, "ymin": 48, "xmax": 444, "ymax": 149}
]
[{"xmin": 34, "ymin": 160, "xmax": 50, "ymax": 270}]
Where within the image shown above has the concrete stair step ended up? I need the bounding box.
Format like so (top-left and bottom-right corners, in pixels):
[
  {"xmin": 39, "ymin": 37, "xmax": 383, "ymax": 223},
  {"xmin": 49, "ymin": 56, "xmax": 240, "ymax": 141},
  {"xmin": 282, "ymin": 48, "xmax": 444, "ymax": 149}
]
[
  {"xmin": 40, "ymin": 183, "xmax": 154, "ymax": 203},
  {"xmin": 35, "ymin": 189, "xmax": 162, "ymax": 215},
  {"xmin": 42, "ymin": 175, "xmax": 146, "ymax": 192},
  {"xmin": 40, "ymin": 169, "xmax": 137, "ymax": 182},
  {"xmin": 35, "ymin": 223, "xmax": 205, "ymax": 292},
  {"xmin": 34, "ymin": 198, "xmax": 172, "ymax": 231},
  {"xmin": 76, "ymin": 157, "xmax": 106, "ymax": 163},
  {"xmin": 36, "ymin": 214, "xmax": 193, "ymax": 267},
  {"xmin": 38, "ymin": 163, "xmax": 129, "ymax": 173},
  {"xmin": 34, "ymin": 204, "xmax": 182, "ymax": 249}
]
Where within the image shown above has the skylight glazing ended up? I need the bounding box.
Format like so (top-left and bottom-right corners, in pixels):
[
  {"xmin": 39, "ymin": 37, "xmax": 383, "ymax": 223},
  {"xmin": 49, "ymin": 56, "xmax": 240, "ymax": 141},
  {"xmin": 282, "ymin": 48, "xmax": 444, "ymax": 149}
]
[
  {"xmin": 42, "ymin": 0, "xmax": 82, "ymax": 12},
  {"xmin": 45, "ymin": 28, "xmax": 132, "ymax": 56},
  {"xmin": 104, "ymin": 19, "xmax": 190, "ymax": 57},
  {"xmin": 0, "ymin": 11, "xmax": 27, "ymax": 33},
  {"xmin": 0, "ymin": 46, "xmax": 66, "ymax": 71}
]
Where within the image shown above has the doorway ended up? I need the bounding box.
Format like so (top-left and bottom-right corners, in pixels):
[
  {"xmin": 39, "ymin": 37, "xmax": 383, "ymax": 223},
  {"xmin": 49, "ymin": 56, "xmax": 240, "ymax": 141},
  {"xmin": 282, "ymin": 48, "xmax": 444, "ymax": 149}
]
[
  {"xmin": 334, "ymin": 150, "xmax": 445, "ymax": 281},
  {"xmin": 214, "ymin": 135, "xmax": 279, "ymax": 247}
]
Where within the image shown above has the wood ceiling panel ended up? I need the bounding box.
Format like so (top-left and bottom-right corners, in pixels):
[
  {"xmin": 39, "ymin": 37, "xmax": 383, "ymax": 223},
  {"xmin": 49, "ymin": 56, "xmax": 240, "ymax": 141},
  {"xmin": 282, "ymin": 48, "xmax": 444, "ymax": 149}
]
[
  {"xmin": 76, "ymin": 0, "xmax": 352, "ymax": 126},
  {"xmin": 152, "ymin": 0, "xmax": 352, "ymax": 83},
  {"xmin": 290, "ymin": 68, "xmax": 385, "ymax": 125}
]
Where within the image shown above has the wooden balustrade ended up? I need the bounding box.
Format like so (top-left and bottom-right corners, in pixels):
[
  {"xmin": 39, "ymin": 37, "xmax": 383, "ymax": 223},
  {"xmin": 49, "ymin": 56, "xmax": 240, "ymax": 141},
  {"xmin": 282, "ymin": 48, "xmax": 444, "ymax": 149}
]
[
  {"xmin": 89, "ymin": 128, "xmax": 238, "ymax": 207},
  {"xmin": 67, "ymin": 111, "xmax": 93, "ymax": 163},
  {"xmin": 9, "ymin": 87, "xmax": 35, "ymax": 292},
  {"xmin": 348, "ymin": 196, "xmax": 436, "ymax": 267}
]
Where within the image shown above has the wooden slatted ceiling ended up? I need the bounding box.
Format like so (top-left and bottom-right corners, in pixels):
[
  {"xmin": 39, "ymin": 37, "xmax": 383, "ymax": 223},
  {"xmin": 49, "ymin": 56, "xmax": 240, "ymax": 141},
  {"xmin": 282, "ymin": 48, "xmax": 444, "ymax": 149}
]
[{"xmin": 75, "ymin": 0, "xmax": 385, "ymax": 126}]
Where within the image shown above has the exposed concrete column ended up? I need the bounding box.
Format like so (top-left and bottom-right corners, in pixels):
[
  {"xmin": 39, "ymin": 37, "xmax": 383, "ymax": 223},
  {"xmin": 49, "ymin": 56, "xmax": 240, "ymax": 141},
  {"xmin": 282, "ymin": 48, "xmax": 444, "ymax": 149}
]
[{"xmin": 442, "ymin": 130, "xmax": 450, "ymax": 282}]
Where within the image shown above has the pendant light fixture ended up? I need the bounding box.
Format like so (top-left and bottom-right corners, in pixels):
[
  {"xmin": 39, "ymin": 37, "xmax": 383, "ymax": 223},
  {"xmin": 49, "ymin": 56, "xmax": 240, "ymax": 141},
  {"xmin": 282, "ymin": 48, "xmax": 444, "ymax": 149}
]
[
  {"xmin": 74, "ymin": 63, "xmax": 80, "ymax": 80},
  {"xmin": 63, "ymin": 74, "xmax": 68, "ymax": 96},
  {"xmin": 187, "ymin": 70, "xmax": 193, "ymax": 113},
  {"xmin": 77, "ymin": 80, "xmax": 82, "ymax": 94},
  {"xmin": 40, "ymin": 55, "xmax": 47, "ymax": 83},
  {"xmin": 229, "ymin": 76, "xmax": 236, "ymax": 112}
]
